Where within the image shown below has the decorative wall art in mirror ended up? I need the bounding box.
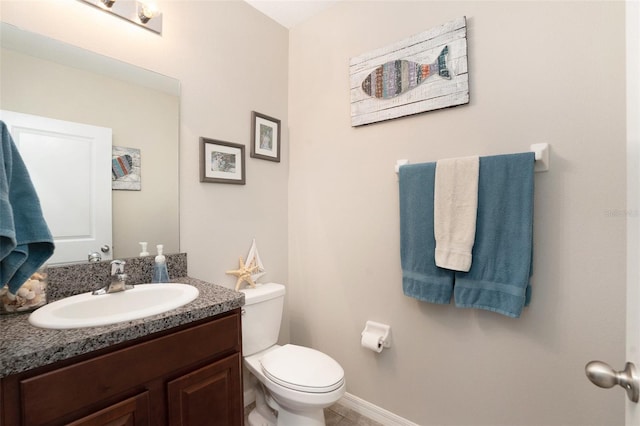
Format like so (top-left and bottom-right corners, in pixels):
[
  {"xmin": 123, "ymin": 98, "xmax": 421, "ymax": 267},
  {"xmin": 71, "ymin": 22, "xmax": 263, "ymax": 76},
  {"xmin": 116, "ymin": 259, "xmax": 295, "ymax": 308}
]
[
  {"xmin": 112, "ymin": 146, "xmax": 142, "ymax": 191},
  {"xmin": 0, "ymin": 22, "xmax": 180, "ymax": 262}
]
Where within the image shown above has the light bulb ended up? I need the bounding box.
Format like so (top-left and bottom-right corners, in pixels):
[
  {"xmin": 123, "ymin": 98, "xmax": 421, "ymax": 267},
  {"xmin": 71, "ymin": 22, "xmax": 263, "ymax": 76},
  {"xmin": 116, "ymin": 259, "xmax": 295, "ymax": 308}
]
[{"xmin": 138, "ymin": 1, "xmax": 160, "ymax": 23}]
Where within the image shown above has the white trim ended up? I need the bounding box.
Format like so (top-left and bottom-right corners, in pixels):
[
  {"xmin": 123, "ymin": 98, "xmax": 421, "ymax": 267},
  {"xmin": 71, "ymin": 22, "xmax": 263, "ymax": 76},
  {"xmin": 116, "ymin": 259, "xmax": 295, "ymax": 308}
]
[
  {"xmin": 244, "ymin": 387, "xmax": 419, "ymax": 424},
  {"xmin": 627, "ymin": 1, "xmax": 640, "ymax": 425},
  {"xmin": 339, "ymin": 392, "xmax": 420, "ymax": 426}
]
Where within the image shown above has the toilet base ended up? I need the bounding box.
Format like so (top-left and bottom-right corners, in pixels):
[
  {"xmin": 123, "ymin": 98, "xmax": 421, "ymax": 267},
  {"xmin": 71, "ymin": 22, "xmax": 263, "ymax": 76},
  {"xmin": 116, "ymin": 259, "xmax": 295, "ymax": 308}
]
[
  {"xmin": 248, "ymin": 381, "xmax": 277, "ymax": 426},
  {"xmin": 276, "ymin": 407, "xmax": 325, "ymax": 426},
  {"xmin": 248, "ymin": 386, "xmax": 327, "ymax": 426},
  {"xmin": 247, "ymin": 406, "xmax": 326, "ymax": 426},
  {"xmin": 247, "ymin": 408, "xmax": 276, "ymax": 426}
]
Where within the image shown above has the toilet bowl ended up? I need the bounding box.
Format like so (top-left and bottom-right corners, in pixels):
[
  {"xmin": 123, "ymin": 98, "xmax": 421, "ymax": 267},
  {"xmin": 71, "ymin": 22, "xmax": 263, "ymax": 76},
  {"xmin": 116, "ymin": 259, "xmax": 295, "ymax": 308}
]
[
  {"xmin": 241, "ymin": 283, "xmax": 346, "ymax": 426},
  {"xmin": 245, "ymin": 344, "xmax": 346, "ymax": 425}
]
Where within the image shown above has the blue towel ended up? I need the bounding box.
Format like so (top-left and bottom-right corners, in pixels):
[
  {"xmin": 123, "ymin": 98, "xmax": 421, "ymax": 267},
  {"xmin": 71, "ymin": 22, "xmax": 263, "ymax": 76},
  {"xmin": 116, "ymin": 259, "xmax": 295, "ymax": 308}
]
[
  {"xmin": 399, "ymin": 163, "xmax": 455, "ymax": 304},
  {"xmin": 454, "ymin": 153, "xmax": 535, "ymax": 318},
  {"xmin": 0, "ymin": 121, "xmax": 54, "ymax": 294}
]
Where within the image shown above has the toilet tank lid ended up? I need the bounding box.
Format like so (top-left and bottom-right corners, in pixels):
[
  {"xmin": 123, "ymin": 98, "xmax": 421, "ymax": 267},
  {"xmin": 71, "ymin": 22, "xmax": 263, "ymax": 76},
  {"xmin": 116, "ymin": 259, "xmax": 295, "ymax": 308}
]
[{"xmin": 240, "ymin": 282, "xmax": 285, "ymax": 305}]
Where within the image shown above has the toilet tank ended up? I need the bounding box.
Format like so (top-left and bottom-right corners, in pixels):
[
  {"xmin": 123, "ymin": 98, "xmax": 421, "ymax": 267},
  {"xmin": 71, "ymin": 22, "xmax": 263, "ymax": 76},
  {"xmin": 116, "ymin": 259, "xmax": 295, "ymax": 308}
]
[{"xmin": 240, "ymin": 283, "xmax": 285, "ymax": 356}]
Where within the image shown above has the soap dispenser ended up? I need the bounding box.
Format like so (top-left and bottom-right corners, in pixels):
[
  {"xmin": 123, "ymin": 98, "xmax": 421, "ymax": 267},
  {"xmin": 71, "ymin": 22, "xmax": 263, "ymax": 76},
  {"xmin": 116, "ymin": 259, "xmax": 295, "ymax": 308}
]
[{"xmin": 152, "ymin": 244, "xmax": 170, "ymax": 283}]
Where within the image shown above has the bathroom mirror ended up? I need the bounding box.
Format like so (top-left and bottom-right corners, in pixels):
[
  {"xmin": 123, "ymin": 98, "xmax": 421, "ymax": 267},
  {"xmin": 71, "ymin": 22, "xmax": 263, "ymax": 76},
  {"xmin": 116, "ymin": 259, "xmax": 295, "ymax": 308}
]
[{"xmin": 0, "ymin": 22, "xmax": 180, "ymax": 262}]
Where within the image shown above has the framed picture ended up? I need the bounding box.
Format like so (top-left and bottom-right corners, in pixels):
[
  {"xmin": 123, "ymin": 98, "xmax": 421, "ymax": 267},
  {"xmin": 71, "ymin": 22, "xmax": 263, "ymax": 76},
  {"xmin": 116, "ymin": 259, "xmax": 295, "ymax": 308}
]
[
  {"xmin": 200, "ymin": 137, "xmax": 246, "ymax": 184},
  {"xmin": 250, "ymin": 111, "xmax": 281, "ymax": 162},
  {"xmin": 349, "ymin": 17, "xmax": 469, "ymax": 126},
  {"xmin": 112, "ymin": 146, "xmax": 141, "ymax": 191}
]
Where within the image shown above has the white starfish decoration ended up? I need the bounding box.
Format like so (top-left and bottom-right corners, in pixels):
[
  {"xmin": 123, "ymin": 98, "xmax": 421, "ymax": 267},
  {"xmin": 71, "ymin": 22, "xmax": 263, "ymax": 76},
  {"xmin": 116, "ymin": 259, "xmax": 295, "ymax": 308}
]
[{"xmin": 226, "ymin": 257, "xmax": 259, "ymax": 291}]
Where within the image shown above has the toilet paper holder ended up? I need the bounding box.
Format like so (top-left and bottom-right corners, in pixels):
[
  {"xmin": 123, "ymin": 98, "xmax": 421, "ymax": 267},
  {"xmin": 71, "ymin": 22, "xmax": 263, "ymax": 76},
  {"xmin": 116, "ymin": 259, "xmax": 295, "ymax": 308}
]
[{"xmin": 361, "ymin": 320, "xmax": 391, "ymax": 349}]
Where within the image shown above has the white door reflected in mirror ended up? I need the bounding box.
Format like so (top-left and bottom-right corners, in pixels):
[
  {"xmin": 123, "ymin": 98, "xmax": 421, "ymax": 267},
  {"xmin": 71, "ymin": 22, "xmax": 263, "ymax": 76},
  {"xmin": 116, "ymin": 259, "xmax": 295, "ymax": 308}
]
[{"xmin": 0, "ymin": 110, "xmax": 112, "ymax": 265}]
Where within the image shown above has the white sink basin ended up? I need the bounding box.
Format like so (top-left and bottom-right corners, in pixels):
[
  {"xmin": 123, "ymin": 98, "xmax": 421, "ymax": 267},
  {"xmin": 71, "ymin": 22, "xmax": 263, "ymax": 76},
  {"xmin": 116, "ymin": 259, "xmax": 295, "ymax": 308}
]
[{"xmin": 28, "ymin": 283, "xmax": 199, "ymax": 329}]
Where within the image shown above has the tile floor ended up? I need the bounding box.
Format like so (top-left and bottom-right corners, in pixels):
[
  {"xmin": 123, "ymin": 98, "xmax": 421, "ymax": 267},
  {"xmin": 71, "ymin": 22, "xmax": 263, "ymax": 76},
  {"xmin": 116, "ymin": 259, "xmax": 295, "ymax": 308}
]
[
  {"xmin": 325, "ymin": 403, "xmax": 384, "ymax": 426},
  {"xmin": 244, "ymin": 402, "xmax": 383, "ymax": 426}
]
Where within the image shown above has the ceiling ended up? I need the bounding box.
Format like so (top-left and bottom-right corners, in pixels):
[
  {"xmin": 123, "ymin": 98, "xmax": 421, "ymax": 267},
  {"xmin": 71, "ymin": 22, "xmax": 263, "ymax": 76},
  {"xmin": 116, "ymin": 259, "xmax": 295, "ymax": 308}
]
[{"xmin": 244, "ymin": 0, "xmax": 339, "ymax": 29}]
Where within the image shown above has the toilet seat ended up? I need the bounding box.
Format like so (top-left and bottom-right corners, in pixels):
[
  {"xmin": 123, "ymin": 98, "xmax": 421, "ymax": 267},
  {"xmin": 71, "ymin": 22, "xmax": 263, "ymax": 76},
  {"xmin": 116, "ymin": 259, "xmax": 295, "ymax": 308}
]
[{"xmin": 260, "ymin": 344, "xmax": 344, "ymax": 393}]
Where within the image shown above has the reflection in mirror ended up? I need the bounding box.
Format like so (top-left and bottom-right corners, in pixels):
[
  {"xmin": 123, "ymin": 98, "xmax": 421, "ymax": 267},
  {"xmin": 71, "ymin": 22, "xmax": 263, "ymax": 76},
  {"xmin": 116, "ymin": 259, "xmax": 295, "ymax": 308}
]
[{"xmin": 0, "ymin": 22, "xmax": 180, "ymax": 262}]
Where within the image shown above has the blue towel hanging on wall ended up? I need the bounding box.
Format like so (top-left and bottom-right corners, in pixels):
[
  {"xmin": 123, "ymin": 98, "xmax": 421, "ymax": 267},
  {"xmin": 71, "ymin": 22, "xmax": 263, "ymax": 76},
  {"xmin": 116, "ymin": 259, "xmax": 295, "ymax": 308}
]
[
  {"xmin": 398, "ymin": 162, "xmax": 455, "ymax": 304},
  {"xmin": 398, "ymin": 152, "xmax": 535, "ymax": 318},
  {"xmin": 454, "ymin": 152, "xmax": 535, "ymax": 318}
]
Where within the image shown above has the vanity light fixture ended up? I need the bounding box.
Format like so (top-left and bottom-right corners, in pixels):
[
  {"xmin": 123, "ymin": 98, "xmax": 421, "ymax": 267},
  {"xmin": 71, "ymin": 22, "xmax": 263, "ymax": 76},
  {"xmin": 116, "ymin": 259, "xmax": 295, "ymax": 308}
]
[
  {"xmin": 79, "ymin": 0, "xmax": 163, "ymax": 34},
  {"xmin": 137, "ymin": 1, "xmax": 160, "ymax": 23}
]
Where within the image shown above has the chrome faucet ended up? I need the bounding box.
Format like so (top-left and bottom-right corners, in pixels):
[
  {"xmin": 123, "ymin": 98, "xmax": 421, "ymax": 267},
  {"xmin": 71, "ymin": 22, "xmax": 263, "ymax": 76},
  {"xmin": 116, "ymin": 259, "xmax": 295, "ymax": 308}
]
[{"xmin": 92, "ymin": 260, "xmax": 133, "ymax": 295}]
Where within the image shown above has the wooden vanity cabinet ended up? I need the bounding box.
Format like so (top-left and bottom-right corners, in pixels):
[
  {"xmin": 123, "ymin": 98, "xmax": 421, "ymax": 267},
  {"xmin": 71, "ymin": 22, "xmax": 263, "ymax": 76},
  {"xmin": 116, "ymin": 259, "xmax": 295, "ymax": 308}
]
[{"xmin": 0, "ymin": 309, "xmax": 243, "ymax": 426}]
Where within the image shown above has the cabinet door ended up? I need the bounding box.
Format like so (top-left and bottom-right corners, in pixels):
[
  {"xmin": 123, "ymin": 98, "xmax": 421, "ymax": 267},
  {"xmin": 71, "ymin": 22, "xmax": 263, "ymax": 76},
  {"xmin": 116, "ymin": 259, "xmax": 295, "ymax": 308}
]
[
  {"xmin": 167, "ymin": 354, "xmax": 242, "ymax": 426},
  {"xmin": 66, "ymin": 392, "xmax": 150, "ymax": 426}
]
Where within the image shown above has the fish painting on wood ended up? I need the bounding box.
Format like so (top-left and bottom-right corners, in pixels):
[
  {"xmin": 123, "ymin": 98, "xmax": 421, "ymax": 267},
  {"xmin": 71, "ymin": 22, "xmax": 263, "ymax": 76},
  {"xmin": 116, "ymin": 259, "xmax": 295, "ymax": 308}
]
[
  {"xmin": 112, "ymin": 146, "xmax": 141, "ymax": 190},
  {"xmin": 361, "ymin": 46, "xmax": 451, "ymax": 99},
  {"xmin": 350, "ymin": 17, "xmax": 469, "ymax": 126}
]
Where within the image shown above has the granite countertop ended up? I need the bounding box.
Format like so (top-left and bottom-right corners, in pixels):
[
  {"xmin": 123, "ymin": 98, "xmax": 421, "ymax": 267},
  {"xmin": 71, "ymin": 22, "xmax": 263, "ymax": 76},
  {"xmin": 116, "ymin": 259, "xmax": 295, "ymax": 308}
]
[{"xmin": 0, "ymin": 277, "xmax": 244, "ymax": 378}]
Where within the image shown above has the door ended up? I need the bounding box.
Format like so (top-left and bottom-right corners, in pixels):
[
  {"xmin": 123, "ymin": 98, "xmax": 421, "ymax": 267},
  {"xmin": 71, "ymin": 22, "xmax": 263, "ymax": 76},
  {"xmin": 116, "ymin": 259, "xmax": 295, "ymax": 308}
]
[
  {"xmin": 0, "ymin": 110, "xmax": 112, "ymax": 264},
  {"xmin": 585, "ymin": 4, "xmax": 640, "ymax": 423},
  {"xmin": 627, "ymin": 1, "xmax": 640, "ymax": 424}
]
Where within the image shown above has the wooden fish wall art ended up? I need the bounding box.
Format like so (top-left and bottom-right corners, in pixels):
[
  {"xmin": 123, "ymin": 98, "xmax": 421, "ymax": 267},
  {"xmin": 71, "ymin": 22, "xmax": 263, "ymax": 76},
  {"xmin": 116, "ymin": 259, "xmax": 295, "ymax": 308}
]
[
  {"xmin": 361, "ymin": 46, "xmax": 451, "ymax": 99},
  {"xmin": 112, "ymin": 146, "xmax": 141, "ymax": 191},
  {"xmin": 350, "ymin": 17, "xmax": 469, "ymax": 127},
  {"xmin": 112, "ymin": 154, "xmax": 133, "ymax": 179}
]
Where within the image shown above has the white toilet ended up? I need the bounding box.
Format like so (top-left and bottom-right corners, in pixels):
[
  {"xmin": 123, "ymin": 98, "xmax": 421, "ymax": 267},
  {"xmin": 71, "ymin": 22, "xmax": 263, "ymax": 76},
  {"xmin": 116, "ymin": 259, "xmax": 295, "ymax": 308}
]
[{"xmin": 241, "ymin": 282, "xmax": 346, "ymax": 426}]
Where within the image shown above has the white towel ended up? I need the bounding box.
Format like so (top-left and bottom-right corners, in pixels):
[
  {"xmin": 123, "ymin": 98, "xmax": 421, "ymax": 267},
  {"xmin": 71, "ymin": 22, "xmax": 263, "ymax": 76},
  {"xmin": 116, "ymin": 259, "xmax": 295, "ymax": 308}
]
[{"xmin": 434, "ymin": 156, "xmax": 479, "ymax": 272}]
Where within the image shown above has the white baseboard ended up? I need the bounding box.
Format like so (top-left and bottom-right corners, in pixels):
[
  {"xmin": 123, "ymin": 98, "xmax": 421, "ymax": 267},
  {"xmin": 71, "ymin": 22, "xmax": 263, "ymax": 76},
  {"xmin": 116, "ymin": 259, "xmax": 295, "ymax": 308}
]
[
  {"xmin": 245, "ymin": 387, "xmax": 418, "ymax": 425},
  {"xmin": 338, "ymin": 392, "xmax": 420, "ymax": 426}
]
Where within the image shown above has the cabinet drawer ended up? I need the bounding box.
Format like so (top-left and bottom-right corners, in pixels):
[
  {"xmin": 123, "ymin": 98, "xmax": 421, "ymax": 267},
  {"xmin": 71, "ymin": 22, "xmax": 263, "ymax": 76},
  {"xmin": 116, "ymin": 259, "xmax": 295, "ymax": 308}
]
[{"xmin": 18, "ymin": 313, "xmax": 240, "ymax": 425}]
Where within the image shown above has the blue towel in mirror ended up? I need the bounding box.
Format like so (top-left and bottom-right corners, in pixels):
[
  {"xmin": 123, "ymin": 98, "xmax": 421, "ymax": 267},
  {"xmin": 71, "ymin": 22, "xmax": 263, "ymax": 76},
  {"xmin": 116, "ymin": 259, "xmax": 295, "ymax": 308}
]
[
  {"xmin": 399, "ymin": 163, "xmax": 455, "ymax": 304},
  {"xmin": 453, "ymin": 153, "xmax": 535, "ymax": 318},
  {"xmin": 0, "ymin": 121, "xmax": 54, "ymax": 294}
]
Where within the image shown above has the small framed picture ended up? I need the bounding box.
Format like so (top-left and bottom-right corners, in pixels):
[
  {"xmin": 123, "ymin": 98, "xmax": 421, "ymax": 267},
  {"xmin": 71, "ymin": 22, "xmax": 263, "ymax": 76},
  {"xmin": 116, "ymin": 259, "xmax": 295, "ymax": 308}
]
[
  {"xmin": 250, "ymin": 111, "xmax": 281, "ymax": 162},
  {"xmin": 200, "ymin": 137, "xmax": 246, "ymax": 184},
  {"xmin": 112, "ymin": 146, "xmax": 141, "ymax": 191}
]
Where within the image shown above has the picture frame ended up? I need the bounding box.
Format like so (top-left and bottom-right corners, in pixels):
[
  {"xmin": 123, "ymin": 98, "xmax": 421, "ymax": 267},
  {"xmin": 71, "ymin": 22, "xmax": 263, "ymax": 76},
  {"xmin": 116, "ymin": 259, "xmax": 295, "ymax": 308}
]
[
  {"xmin": 112, "ymin": 146, "xmax": 141, "ymax": 191},
  {"xmin": 349, "ymin": 17, "xmax": 469, "ymax": 126},
  {"xmin": 200, "ymin": 137, "xmax": 246, "ymax": 184},
  {"xmin": 250, "ymin": 111, "xmax": 281, "ymax": 162}
]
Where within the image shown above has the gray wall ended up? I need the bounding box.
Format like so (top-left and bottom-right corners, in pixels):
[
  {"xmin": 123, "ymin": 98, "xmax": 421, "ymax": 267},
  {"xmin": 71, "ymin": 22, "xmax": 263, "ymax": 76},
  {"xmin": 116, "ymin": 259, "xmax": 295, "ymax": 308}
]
[{"xmin": 288, "ymin": 1, "xmax": 626, "ymax": 425}]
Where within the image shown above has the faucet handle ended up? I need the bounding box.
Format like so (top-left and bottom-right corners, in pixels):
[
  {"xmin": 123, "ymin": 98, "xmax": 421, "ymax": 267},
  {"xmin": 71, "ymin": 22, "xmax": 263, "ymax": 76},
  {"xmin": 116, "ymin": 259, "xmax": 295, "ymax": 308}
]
[{"xmin": 110, "ymin": 260, "xmax": 126, "ymax": 275}]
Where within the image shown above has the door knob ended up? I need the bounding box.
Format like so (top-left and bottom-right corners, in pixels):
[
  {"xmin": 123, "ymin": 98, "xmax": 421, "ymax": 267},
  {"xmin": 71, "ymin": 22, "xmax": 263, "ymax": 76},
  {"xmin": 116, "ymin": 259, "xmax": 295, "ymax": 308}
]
[
  {"xmin": 585, "ymin": 360, "xmax": 639, "ymax": 403},
  {"xmin": 101, "ymin": 245, "xmax": 111, "ymax": 253}
]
